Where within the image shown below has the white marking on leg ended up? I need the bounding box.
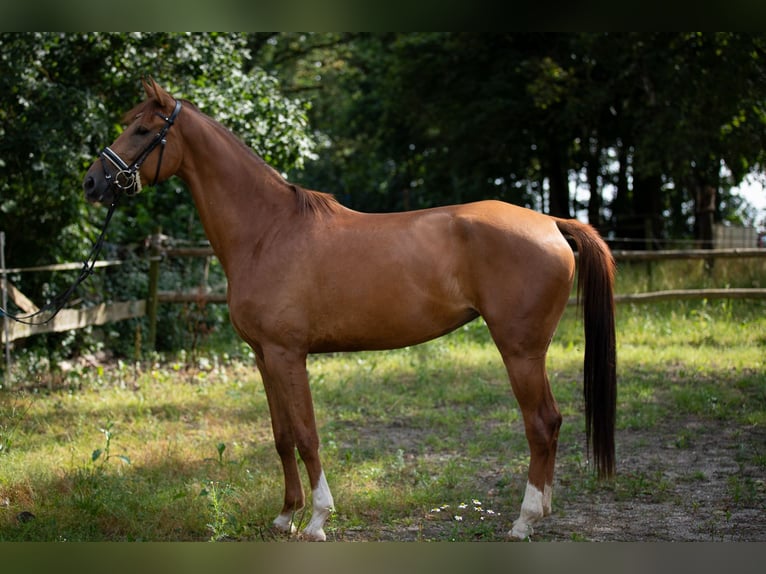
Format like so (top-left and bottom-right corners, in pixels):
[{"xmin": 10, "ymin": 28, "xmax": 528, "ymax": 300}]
[
  {"xmin": 509, "ymin": 482, "xmax": 544, "ymax": 540},
  {"xmin": 301, "ymin": 471, "xmax": 334, "ymax": 541},
  {"xmin": 273, "ymin": 512, "xmax": 296, "ymax": 534},
  {"xmin": 543, "ymin": 483, "xmax": 552, "ymax": 516}
]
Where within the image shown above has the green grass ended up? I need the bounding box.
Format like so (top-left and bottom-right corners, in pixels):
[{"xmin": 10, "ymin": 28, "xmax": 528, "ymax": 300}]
[{"xmin": 1, "ymin": 259, "xmax": 765, "ymax": 541}]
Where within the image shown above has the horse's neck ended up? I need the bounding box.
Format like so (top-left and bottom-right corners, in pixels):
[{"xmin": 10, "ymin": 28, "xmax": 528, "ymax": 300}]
[{"xmin": 176, "ymin": 110, "xmax": 297, "ymax": 271}]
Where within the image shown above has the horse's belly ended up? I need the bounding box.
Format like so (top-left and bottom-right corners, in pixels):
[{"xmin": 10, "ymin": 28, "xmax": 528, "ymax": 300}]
[
  {"xmin": 304, "ymin": 267, "xmax": 476, "ymax": 352},
  {"xmin": 308, "ymin": 303, "xmax": 479, "ymax": 353}
]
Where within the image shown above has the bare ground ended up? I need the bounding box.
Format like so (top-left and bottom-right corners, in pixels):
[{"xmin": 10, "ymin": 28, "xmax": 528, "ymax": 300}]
[
  {"xmin": 323, "ymin": 416, "xmax": 766, "ymax": 542},
  {"xmin": 536, "ymin": 421, "xmax": 766, "ymax": 542}
]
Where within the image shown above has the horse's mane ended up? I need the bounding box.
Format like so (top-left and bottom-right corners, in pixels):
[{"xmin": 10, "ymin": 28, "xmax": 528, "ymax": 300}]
[
  {"xmin": 123, "ymin": 97, "xmax": 342, "ymax": 217},
  {"xmin": 290, "ymin": 184, "xmax": 341, "ymax": 216}
]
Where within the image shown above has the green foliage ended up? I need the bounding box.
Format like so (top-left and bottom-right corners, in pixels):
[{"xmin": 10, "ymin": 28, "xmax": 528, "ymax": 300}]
[
  {"xmin": 274, "ymin": 33, "xmax": 766, "ymax": 232},
  {"xmin": 0, "ymin": 32, "xmax": 316, "ymax": 357},
  {"xmin": 1, "ymin": 32, "xmax": 316, "ymax": 257}
]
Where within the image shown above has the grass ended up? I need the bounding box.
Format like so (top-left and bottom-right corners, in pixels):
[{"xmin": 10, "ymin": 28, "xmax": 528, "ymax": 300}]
[{"xmin": 1, "ymin": 258, "xmax": 765, "ymax": 541}]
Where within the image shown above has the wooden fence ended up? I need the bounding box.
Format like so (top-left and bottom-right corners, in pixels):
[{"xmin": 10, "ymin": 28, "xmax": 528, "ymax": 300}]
[
  {"xmin": 577, "ymin": 247, "xmax": 766, "ymax": 305},
  {"xmin": 3, "ymin": 236, "xmax": 766, "ymax": 353}
]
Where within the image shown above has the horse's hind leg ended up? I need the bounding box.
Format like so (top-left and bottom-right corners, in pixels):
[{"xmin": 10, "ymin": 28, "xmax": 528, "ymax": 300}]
[
  {"xmin": 501, "ymin": 353, "xmax": 562, "ymax": 539},
  {"xmin": 259, "ymin": 347, "xmax": 334, "ymax": 541}
]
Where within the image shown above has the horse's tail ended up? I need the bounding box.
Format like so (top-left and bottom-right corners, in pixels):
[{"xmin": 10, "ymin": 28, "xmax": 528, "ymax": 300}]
[{"xmin": 555, "ymin": 218, "xmax": 616, "ymax": 479}]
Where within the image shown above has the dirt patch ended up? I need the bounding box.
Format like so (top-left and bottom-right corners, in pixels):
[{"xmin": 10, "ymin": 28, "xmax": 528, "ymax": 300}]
[
  {"xmin": 326, "ymin": 415, "xmax": 765, "ymax": 542},
  {"xmin": 534, "ymin": 420, "xmax": 766, "ymax": 541}
]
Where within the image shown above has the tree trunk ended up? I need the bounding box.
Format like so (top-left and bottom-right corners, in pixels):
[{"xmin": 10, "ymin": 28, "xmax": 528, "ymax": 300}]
[
  {"xmin": 695, "ymin": 184, "xmax": 716, "ymax": 250},
  {"xmin": 546, "ymin": 145, "xmax": 571, "ymax": 218},
  {"xmin": 586, "ymin": 143, "xmax": 602, "ymax": 228},
  {"xmin": 610, "ymin": 142, "xmax": 634, "ymax": 249},
  {"xmin": 632, "ymin": 172, "xmax": 663, "ymax": 250}
]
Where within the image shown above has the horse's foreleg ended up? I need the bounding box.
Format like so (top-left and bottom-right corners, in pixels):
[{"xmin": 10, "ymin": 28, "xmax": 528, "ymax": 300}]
[
  {"xmin": 503, "ymin": 355, "xmax": 562, "ymax": 540},
  {"xmin": 262, "ymin": 348, "xmax": 334, "ymax": 541},
  {"xmin": 257, "ymin": 355, "xmax": 304, "ymax": 534}
]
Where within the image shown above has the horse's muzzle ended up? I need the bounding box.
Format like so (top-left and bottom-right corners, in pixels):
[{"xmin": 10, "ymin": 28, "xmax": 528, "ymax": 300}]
[{"xmin": 83, "ymin": 170, "xmax": 115, "ymax": 205}]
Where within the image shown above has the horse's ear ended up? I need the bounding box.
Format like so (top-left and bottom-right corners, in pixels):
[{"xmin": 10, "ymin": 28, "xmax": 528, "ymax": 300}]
[
  {"xmin": 142, "ymin": 76, "xmax": 174, "ymax": 107},
  {"xmin": 142, "ymin": 76, "xmax": 157, "ymax": 99}
]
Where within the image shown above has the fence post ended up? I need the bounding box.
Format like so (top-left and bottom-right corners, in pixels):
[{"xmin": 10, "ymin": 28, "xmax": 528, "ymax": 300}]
[
  {"xmin": 146, "ymin": 230, "xmax": 161, "ymax": 352},
  {"xmin": 1, "ymin": 231, "xmax": 11, "ymax": 386}
]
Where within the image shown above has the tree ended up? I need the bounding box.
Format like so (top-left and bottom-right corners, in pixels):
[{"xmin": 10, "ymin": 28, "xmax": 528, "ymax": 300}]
[
  {"xmin": 278, "ymin": 33, "xmax": 766, "ymax": 247},
  {"xmin": 1, "ymin": 33, "xmax": 316, "ymax": 265},
  {"xmin": 0, "ymin": 32, "xmax": 317, "ymax": 355},
  {"xmin": 588, "ymin": 33, "xmax": 766, "ymax": 246}
]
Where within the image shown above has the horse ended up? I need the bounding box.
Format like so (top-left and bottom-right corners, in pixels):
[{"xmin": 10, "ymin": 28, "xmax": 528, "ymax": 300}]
[{"xmin": 83, "ymin": 78, "xmax": 616, "ymax": 541}]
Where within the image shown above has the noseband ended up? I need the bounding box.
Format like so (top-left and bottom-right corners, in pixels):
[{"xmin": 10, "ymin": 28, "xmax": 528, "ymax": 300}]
[{"xmin": 99, "ymin": 99, "xmax": 183, "ymax": 196}]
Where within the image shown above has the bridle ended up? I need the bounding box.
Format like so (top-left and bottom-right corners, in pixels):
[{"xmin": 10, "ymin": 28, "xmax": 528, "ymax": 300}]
[
  {"xmin": 99, "ymin": 99, "xmax": 183, "ymax": 196},
  {"xmin": 0, "ymin": 99, "xmax": 183, "ymax": 326}
]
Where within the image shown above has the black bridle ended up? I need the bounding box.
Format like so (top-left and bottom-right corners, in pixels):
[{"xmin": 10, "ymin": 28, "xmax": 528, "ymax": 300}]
[
  {"xmin": 0, "ymin": 100, "xmax": 182, "ymax": 326},
  {"xmin": 99, "ymin": 99, "xmax": 183, "ymax": 195}
]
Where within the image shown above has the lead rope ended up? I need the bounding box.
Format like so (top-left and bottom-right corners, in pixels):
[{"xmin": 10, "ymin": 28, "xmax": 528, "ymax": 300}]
[{"xmin": 0, "ymin": 199, "xmax": 119, "ymax": 325}]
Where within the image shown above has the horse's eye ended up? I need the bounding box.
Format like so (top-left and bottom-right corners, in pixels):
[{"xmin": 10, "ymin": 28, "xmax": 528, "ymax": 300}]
[{"xmin": 135, "ymin": 125, "xmax": 150, "ymax": 136}]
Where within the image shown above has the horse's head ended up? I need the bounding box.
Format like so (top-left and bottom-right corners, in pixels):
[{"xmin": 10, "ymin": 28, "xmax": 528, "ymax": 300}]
[{"xmin": 83, "ymin": 78, "xmax": 183, "ymax": 205}]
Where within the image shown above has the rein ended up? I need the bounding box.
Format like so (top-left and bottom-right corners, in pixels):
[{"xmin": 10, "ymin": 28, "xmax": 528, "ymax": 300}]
[
  {"xmin": 1, "ymin": 200, "xmax": 119, "ymax": 325},
  {"xmin": 0, "ymin": 99, "xmax": 183, "ymax": 326}
]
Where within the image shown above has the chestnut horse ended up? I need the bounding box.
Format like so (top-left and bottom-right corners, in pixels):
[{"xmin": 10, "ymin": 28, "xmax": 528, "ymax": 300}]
[{"xmin": 83, "ymin": 79, "xmax": 616, "ymax": 540}]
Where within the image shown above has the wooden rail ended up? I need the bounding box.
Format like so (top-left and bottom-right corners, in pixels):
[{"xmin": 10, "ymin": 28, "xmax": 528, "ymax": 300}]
[
  {"xmin": 157, "ymin": 291, "xmax": 227, "ymax": 303},
  {"xmin": 3, "ymin": 300, "xmax": 146, "ymax": 343},
  {"xmin": 595, "ymin": 248, "xmax": 765, "ymax": 262},
  {"xmin": 568, "ymin": 288, "xmax": 766, "ymax": 306}
]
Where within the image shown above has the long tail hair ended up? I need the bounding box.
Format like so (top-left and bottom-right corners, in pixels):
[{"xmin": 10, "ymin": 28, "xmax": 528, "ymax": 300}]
[{"xmin": 555, "ymin": 218, "xmax": 617, "ymax": 478}]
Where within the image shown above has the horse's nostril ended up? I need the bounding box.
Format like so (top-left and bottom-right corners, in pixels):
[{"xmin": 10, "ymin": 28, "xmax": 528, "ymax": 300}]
[{"xmin": 84, "ymin": 176, "xmax": 94, "ymax": 191}]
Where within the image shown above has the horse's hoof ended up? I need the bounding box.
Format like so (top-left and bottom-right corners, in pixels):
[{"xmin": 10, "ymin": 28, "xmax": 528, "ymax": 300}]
[
  {"xmin": 272, "ymin": 513, "xmax": 297, "ymax": 534},
  {"xmin": 508, "ymin": 520, "xmax": 533, "ymax": 541},
  {"xmin": 299, "ymin": 527, "xmax": 327, "ymax": 542}
]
